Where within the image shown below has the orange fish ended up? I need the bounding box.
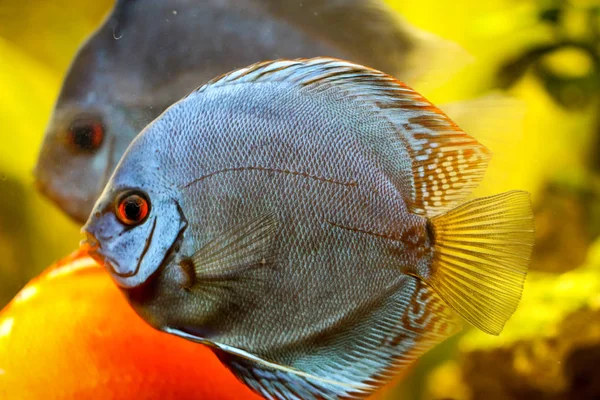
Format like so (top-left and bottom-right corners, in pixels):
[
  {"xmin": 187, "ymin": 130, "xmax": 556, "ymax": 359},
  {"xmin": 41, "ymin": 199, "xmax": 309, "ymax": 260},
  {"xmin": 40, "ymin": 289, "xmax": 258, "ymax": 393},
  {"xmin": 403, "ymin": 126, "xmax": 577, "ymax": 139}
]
[{"xmin": 0, "ymin": 250, "xmax": 261, "ymax": 400}]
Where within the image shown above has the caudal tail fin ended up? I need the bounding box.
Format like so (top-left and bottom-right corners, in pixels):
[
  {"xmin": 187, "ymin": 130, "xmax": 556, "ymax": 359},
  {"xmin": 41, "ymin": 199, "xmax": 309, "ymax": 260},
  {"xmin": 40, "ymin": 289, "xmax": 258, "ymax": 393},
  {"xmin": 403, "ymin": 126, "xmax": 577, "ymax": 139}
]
[{"xmin": 426, "ymin": 191, "xmax": 534, "ymax": 335}]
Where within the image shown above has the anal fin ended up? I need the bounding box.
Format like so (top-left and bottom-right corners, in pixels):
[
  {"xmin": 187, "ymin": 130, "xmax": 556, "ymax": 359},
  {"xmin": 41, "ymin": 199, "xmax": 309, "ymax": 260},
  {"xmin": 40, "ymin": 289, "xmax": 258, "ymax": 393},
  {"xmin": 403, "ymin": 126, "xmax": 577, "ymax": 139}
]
[{"xmin": 213, "ymin": 348, "xmax": 365, "ymax": 400}]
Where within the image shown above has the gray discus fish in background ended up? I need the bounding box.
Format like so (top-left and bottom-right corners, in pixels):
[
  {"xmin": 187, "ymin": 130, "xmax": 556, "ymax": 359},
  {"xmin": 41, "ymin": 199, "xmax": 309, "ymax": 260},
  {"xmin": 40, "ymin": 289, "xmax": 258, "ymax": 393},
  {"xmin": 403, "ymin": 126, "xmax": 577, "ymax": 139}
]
[
  {"xmin": 35, "ymin": 0, "xmax": 463, "ymax": 223},
  {"xmin": 82, "ymin": 58, "xmax": 535, "ymax": 400}
]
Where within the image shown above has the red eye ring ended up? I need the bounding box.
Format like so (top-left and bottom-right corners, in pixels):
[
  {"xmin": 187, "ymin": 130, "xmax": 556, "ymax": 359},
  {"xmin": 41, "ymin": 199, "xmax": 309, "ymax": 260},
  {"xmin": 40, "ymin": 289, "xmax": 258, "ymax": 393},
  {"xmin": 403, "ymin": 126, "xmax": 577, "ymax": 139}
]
[
  {"xmin": 115, "ymin": 191, "xmax": 150, "ymax": 226},
  {"xmin": 67, "ymin": 119, "xmax": 104, "ymax": 152}
]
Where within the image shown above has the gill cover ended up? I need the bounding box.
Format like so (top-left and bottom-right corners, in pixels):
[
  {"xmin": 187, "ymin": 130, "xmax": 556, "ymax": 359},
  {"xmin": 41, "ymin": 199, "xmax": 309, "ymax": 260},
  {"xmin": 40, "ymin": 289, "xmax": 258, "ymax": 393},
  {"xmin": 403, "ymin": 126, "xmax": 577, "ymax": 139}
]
[{"xmin": 83, "ymin": 184, "xmax": 186, "ymax": 289}]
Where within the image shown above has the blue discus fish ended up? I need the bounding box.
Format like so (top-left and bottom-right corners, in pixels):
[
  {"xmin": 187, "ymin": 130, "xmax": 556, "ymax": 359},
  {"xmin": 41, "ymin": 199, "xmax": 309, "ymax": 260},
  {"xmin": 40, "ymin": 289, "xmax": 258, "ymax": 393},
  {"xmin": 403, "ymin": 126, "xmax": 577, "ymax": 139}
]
[
  {"xmin": 35, "ymin": 0, "xmax": 460, "ymax": 223},
  {"xmin": 82, "ymin": 58, "xmax": 535, "ymax": 400}
]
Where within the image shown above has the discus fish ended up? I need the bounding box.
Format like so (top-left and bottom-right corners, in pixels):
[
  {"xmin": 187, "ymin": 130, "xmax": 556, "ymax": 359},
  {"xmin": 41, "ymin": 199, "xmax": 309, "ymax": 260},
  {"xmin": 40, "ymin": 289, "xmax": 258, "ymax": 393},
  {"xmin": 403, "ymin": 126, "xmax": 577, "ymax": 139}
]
[
  {"xmin": 82, "ymin": 58, "xmax": 535, "ymax": 399},
  {"xmin": 0, "ymin": 249, "xmax": 261, "ymax": 400},
  {"xmin": 35, "ymin": 0, "xmax": 462, "ymax": 223}
]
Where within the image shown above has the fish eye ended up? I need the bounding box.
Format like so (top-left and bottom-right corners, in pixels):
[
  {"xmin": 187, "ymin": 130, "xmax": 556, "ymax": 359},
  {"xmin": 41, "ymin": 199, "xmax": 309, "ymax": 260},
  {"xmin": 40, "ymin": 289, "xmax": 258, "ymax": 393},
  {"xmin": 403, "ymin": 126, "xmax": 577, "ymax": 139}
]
[
  {"xmin": 67, "ymin": 119, "xmax": 104, "ymax": 152},
  {"xmin": 115, "ymin": 191, "xmax": 150, "ymax": 226}
]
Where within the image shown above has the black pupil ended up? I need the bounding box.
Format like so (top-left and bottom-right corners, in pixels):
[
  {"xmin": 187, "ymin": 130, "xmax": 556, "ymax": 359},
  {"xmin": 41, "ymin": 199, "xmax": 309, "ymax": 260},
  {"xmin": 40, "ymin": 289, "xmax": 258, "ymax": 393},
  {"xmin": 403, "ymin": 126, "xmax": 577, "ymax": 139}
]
[
  {"xmin": 71, "ymin": 123, "xmax": 99, "ymax": 150},
  {"xmin": 124, "ymin": 198, "xmax": 142, "ymax": 220}
]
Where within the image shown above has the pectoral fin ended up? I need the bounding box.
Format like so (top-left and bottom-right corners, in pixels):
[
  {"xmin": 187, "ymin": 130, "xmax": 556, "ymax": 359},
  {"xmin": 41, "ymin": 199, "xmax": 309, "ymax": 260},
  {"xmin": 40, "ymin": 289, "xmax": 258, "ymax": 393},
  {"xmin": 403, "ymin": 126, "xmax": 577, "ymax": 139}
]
[{"xmin": 190, "ymin": 213, "xmax": 278, "ymax": 283}]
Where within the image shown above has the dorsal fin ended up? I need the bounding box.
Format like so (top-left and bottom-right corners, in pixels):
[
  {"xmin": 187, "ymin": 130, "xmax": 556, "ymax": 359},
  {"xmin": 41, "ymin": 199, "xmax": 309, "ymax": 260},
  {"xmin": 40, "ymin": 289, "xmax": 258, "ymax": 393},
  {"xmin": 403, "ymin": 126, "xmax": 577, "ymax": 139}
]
[{"xmin": 195, "ymin": 57, "xmax": 491, "ymax": 217}]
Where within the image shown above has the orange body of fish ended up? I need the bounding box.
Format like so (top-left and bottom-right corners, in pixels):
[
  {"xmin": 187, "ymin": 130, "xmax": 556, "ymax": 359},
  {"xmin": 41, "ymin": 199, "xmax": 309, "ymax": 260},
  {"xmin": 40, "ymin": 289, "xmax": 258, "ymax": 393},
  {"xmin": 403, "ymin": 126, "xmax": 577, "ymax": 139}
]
[{"xmin": 0, "ymin": 250, "xmax": 262, "ymax": 400}]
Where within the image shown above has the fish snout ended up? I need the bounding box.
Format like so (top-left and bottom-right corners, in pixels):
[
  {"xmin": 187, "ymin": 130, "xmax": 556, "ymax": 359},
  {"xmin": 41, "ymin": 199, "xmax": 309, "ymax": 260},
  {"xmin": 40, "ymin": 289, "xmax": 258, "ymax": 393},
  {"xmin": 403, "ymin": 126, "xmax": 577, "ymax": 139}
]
[
  {"xmin": 80, "ymin": 229, "xmax": 135, "ymax": 278},
  {"xmin": 81, "ymin": 213, "xmax": 144, "ymax": 282},
  {"xmin": 80, "ymin": 231, "xmax": 100, "ymax": 252},
  {"xmin": 81, "ymin": 234, "xmax": 137, "ymax": 278},
  {"xmin": 79, "ymin": 230, "xmax": 105, "ymax": 268}
]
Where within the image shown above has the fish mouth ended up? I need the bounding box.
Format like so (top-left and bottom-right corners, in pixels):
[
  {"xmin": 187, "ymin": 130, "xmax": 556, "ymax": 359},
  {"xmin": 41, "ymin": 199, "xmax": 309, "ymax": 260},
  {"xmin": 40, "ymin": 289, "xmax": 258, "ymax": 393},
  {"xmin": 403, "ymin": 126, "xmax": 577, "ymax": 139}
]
[
  {"xmin": 80, "ymin": 233, "xmax": 136, "ymax": 278},
  {"xmin": 80, "ymin": 233, "xmax": 100, "ymax": 252},
  {"xmin": 92, "ymin": 248, "xmax": 136, "ymax": 278}
]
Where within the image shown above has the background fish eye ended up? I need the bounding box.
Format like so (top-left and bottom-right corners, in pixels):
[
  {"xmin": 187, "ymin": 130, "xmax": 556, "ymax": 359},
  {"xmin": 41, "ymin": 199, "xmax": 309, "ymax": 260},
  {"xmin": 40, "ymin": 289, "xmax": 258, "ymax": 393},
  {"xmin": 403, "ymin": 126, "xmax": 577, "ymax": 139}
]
[
  {"xmin": 67, "ymin": 118, "xmax": 104, "ymax": 152},
  {"xmin": 114, "ymin": 190, "xmax": 150, "ymax": 226}
]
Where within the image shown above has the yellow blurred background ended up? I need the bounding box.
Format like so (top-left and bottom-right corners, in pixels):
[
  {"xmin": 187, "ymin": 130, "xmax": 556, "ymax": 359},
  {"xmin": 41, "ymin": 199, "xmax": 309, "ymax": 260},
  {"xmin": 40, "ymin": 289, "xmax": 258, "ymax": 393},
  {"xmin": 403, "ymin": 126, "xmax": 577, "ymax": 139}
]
[{"xmin": 1, "ymin": 0, "xmax": 600, "ymax": 399}]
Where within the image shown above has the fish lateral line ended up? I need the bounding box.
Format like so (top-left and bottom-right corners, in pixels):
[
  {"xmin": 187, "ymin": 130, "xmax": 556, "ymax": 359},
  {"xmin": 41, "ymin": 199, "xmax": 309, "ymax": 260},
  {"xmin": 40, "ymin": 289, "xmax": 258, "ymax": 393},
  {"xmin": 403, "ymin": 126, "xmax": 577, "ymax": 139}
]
[
  {"xmin": 180, "ymin": 165, "xmax": 358, "ymax": 189},
  {"xmin": 325, "ymin": 219, "xmax": 411, "ymax": 244}
]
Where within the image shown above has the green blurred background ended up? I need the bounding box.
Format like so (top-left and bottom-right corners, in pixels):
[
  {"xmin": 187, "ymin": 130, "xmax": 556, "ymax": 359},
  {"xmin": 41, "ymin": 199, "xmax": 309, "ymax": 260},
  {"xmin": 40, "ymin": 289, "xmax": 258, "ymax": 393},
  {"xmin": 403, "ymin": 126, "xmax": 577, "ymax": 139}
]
[{"xmin": 1, "ymin": 0, "xmax": 600, "ymax": 398}]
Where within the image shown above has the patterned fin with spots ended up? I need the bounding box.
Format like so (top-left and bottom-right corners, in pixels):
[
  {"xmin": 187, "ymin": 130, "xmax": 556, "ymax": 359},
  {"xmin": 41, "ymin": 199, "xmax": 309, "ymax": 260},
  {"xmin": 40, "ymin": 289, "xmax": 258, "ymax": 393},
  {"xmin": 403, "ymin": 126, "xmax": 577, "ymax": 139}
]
[
  {"xmin": 399, "ymin": 111, "xmax": 491, "ymax": 217},
  {"xmin": 195, "ymin": 57, "xmax": 491, "ymax": 218},
  {"xmin": 178, "ymin": 278, "xmax": 461, "ymax": 400},
  {"xmin": 427, "ymin": 191, "xmax": 534, "ymax": 335}
]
